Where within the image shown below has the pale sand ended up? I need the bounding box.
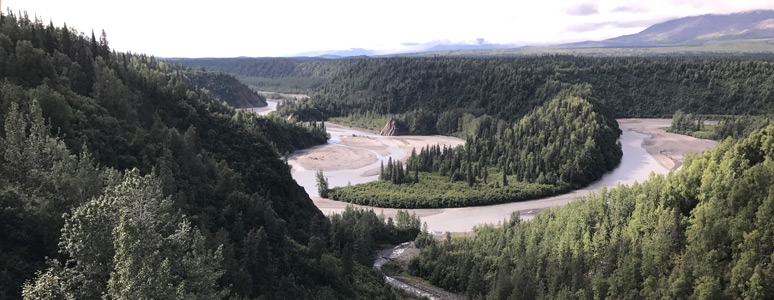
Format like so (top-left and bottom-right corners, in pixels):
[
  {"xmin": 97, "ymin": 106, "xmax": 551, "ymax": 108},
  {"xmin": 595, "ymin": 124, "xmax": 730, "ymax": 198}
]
[
  {"xmin": 293, "ymin": 146, "xmax": 378, "ymax": 171},
  {"xmin": 339, "ymin": 135, "xmax": 391, "ymax": 156},
  {"xmin": 387, "ymin": 136, "xmax": 465, "ymax": 158},
  {"xmin": 291, "ymin": 125, "xmax": 464, "ymax": 175},
  {"xmin": 618, "ymin": 119, "xmax": 718, "ymax": 170}
]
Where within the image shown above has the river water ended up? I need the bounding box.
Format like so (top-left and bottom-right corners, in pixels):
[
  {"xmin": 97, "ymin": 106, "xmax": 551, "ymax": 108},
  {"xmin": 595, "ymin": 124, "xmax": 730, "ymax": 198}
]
[{"xmin": 279, "ymin": 108, "xmax": 669, "ymax": 232}]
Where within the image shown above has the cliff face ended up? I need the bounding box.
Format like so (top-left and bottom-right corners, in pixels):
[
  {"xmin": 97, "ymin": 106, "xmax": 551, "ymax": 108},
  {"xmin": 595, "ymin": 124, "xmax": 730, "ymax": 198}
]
[{"xmin": 380, "ymin": 119, "xmax": 400, "ymax": 136}]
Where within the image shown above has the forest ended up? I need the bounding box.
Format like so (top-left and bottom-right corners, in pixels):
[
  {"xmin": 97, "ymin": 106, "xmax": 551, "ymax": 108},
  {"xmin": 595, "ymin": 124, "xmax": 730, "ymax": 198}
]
[
  {"xmin": 269, "ymin": 55, "xmax": 774, "ymax": 135},
  {"xmin": 184, "ymin": 69, "xmax": 267, "ymax": 108},
  {"xmin": 406, "ymin": 124, "xmax": 774, "ymax": 299},
  {"xmin": 170, "ymin": 57, "xmax": 354, "ymax": 93},
  {"xmin": 669, "ymin": 110, "xmax": 773, "ymax": 141},
  {"xmin": 0, "ymin": 12, "xmax": 421, "ymax": 299},
  {"xmin": 329, "ymin": 92, "xmax": 622, "ymax": 208}
]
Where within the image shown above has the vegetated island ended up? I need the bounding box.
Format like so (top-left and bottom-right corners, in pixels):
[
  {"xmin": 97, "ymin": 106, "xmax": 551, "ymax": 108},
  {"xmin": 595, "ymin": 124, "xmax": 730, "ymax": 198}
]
[{"xmin": 328, "ymin": 89, "xmax": 622, "ymax": 208}]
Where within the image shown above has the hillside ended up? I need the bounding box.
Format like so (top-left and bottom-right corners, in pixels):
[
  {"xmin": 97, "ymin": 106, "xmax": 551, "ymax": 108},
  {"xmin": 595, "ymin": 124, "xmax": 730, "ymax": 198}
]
[
  {"xmin": 277, "ymin": 56, "xmax": 774, "ymax": 133},
  {"xmin": 167, "ymin": 57, "xmax": 354, "ymax": 92},
  {"xmin": 185, "ymin": 70, "xmax": 267, "ymax": 108},
  {"xmin": 409, "ymin": 124, "xmax": 774, "ymax": 299},
  {"xmin": 0, "ymin": 12, "xmax": 415, "ymax": 300},
  {"xmin": 591, "ymin": 9, "xmax": 774, "ymax": 47}
]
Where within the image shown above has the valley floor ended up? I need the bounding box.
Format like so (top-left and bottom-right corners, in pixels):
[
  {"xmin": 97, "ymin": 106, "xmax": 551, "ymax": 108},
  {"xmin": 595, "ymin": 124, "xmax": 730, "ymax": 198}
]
[{"xmin": 295, "ymin": 119, "xmax": 717, "ymax": 233}]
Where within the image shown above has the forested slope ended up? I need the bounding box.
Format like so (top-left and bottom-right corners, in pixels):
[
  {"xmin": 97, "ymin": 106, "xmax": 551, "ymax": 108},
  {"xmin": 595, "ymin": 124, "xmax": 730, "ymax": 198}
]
[
  {"xmin": 170, "ymin": 57, "xmax": 355, "ymax": 93},
  {"xmin": 171, "ymin": 57, "xmax": 352, "ymax": 78},
  {"xmin": 276, "ymin": 56, "xmax": 774, "ymax": 135},
  {"xmin": 0, "ymin": 12, "xmax": 415, "ymax": 299},
  {"xmin": 185, "ymin": 70, "xmax": 267, "ymax": 108},
  {"xmin": 408, "ymin": 125, "xmax": 774, "ymax": 299}
]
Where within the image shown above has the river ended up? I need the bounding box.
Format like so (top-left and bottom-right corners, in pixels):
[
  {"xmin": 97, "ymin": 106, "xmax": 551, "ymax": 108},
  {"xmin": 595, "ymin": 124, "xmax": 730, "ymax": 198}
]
[{"xmin": 286, "ymin": 118, "xmax": 671, "ymax": 233}]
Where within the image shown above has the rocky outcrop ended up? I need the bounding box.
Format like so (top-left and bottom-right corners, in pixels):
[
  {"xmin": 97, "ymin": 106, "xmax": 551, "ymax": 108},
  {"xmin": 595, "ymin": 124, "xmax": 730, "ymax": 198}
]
[{"xmin": 380, "ymin": 119, "xmax": 400, "ymax": 136}]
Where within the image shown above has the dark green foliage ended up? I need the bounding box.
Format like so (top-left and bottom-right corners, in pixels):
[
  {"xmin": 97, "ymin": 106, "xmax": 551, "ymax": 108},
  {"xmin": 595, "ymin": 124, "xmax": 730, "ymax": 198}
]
[
  {"xmin": 409, "ymin": 125, "xmax": 774, "ymax": 299},
  {"xmin": 169, "ymin": 57, "xmax": 354, "ymax": 93},
  {"xmin": 170, "ymin": 57, "xmax": 352, "ymax": 79},
  {"xmin": 276, "ymin": 56, "xmax": 774, "ymax": 128},
  {"xmin": 0, "ymin": 12, "xmax": 401, "ymax": 300},
  {"xmin": 379, "ymin": 157, "xmax": 414, "ymax": 185},
  {"xmin": 332, "ymin": 93, "xmax": 622, "ymax": 208},
  {"xmin": 185, "ymin": 69, "xmax": 267, "ymax": 108},
  {"xmin": 328, "ymin": 206, "xmax": 421, "ymax": 266},
  {"xmin": 316, "ymin": 170, "xmax": 330, "ymax": 198}
]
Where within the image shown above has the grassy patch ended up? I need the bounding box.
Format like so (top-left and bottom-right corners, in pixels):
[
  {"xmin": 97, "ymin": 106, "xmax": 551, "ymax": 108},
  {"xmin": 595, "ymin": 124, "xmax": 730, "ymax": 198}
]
[{"xmin": 330, "ymin": 171, "xmax": 568, "ymax": 208}]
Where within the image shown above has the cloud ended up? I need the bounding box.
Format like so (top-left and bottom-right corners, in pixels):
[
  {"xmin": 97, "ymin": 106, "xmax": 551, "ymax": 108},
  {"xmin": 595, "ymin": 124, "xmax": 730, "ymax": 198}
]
[
  {"xmin": 610, "ymin": 6, "xmax": 649, "ymax": 13},
  {"xmin": 567, "ymin": 22, "xmax": 610, "ymax": 32},
  {"xmin": 567, "ymin": 3, "xmax": 599, "ymax": 16}
]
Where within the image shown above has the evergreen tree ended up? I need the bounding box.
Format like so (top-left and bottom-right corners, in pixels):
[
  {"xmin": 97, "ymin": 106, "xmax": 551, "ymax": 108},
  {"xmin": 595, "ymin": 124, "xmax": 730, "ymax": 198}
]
[{"xmin": 316, "ymin": 170, "xmax": 330, "ymax": 198}]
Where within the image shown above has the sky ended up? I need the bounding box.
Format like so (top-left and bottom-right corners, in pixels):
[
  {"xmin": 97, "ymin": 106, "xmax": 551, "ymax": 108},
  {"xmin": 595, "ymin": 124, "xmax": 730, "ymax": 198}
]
[{"xmin": 3, "ymin": 0, "xmax": 774, "ymax": 57}]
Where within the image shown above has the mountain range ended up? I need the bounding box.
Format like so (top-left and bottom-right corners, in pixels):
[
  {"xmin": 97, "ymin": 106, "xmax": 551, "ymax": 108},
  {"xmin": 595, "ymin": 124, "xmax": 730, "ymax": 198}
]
[
  {"xmin": 295, "ymin": 10, "xmax": 774, "ymax": 57},
  {"xmin": 563, "ymin": 9, "xmax": 774, "ymax": 48}
]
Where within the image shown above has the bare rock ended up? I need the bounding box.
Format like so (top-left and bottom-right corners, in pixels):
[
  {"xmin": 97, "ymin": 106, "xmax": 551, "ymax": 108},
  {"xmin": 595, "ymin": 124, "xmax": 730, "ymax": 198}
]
[{"xmin": 380, "ymin": 119, "xmax": 400, "ymax": 136}]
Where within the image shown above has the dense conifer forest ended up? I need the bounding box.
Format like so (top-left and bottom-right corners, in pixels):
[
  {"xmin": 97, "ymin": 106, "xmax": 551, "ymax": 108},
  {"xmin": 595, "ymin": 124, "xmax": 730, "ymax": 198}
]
[
  {"xmin": 185, "ymin": 69, "xmax": 267, "ymax": 108},
  {"xmin": 171, "ymin": 57, "xmax": 353, "ymax": 93},
  {"xmin": 0, "ymin": 12, "xmax": 420, "ymax": 299},
  {"xmin": 268, "ymin": 56, "xmax": 774, "ymax": 133},
  {"xmin": 329, "ymin": 92, "xmax": 622, "ymax": 208},
  {"xmin": 405, "ymin": 125, "xmax": 774, "ymax": 299}
]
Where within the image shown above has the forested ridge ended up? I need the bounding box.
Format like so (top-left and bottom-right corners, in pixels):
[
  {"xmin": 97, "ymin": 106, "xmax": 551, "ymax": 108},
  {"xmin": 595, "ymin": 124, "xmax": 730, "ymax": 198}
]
[
  {"xmin": 407, "ymin": 125, "xmax": 774, "ymax": 299},
  {"xmin": 185, "ymin": 69, "xmax": 267, "ymax": 108},
  {"xmin": 0, "ymin": 12, "xmax": 420, "ymax": 299},
  {"xmin": 272, "ymin": 56, "xmax": 774, "ymax": 135},
  {"xmin": 170, "ymin": 57, "xmax": 355, "ymax": 93},
  {"xmin": 171, "ymin": 57, "xmax": 353, "ymax": 79},
  {"xmin": 329, "ymin": 90, "xmax": 622, "ymax": 208}
]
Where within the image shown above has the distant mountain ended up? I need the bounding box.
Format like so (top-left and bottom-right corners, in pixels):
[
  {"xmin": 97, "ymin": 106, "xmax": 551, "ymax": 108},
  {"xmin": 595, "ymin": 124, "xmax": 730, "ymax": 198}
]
[
  {"xmin": 564, "ymin": 10, "xmax": 774, "ymax": 48},
  {"xmin": 292, "ymin": 39, "xmax": 518, "ymax": 57},
  {"xmin": 295, "ymin": 48, "xmax": 378, "ymax": 57}
]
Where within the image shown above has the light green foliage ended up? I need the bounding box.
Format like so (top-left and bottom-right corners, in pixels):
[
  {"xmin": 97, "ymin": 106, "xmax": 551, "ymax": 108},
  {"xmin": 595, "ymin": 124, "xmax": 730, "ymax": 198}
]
[
  {"xmin": 332, "ymin": 170, "xmax": 564, "ymax": 208},
  {"xmin": 0, "ymin": 99, "xmax": 100, "ymax": 298},
  {"xmin": 25, "ymin": 170, "xmax": 228, "ymax": 300},
  {"xmin": 409, "ymin": 125, "xmax": 774, "ymax": 299},
  {"xmin": 670, "ymin": 112, "xmax": 774, "ymax": 141}
]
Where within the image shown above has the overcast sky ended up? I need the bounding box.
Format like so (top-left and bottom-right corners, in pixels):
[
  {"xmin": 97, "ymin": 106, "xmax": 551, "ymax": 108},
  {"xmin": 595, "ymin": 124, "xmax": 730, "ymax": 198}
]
[{"xmin": 4, "ymin": 0, "xmax": 774, "ymax": 57}]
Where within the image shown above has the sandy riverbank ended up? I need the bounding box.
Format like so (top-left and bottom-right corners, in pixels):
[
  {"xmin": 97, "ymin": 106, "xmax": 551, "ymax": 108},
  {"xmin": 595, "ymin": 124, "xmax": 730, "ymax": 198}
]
[
  {"xmin": 618, "ymin": 119, "xmax": 718, "ymax": 170},
  {"xmin": 292, "ymin": 123, "xmax": 464, "ymax": 174}
]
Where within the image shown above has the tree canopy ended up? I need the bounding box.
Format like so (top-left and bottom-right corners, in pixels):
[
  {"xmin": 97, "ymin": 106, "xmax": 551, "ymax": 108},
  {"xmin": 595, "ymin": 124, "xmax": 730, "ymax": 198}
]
[
  {"xmin": 409, "ymin": 124, "xmax": 774, "ymax": 300},
  {"xmin": 0, "ymin": 12, "xmax": 415, "ymax": 299}
]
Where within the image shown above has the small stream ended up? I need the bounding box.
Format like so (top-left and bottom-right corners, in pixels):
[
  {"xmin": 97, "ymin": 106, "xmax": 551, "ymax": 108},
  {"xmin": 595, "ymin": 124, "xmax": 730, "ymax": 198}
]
[{"xmin": 374, "ymin": 242, "xmax": 441, "ymax": 300}]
